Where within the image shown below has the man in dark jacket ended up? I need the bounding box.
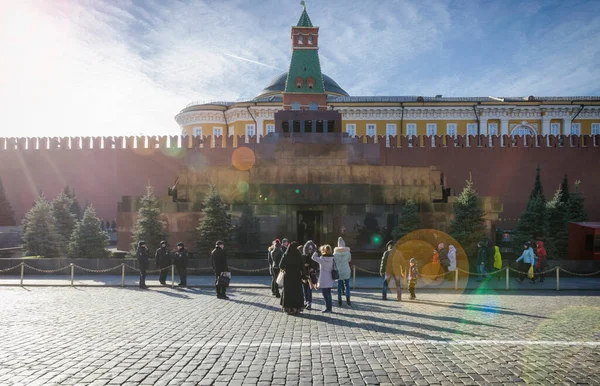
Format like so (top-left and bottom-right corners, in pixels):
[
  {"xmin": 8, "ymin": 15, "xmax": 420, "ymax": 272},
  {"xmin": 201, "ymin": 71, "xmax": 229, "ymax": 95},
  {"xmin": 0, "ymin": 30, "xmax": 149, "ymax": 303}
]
[
  {"xmin": 155, "ymin": 240, "xmax": 171, "ymax": 285},
  {"xmin": 173, "ymin": 242, "xmax": 189, "ymax": 287},
  {"xmin": 269, "ymin": 239, "xmax": 283, "ymax": 298},
  {"xmin": 136, "ymin": 240, "xmax": 149, "ymax": 289},
  {"xmin": 211, "ymin": 240, "xmax": 229, "ymax": 299}
]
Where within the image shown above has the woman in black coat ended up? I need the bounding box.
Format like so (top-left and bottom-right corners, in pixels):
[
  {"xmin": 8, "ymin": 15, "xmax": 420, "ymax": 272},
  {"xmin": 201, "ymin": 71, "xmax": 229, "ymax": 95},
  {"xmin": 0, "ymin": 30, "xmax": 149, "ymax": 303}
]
[{"xmin": 279, "ymin": 241, "xmax": 305, "ymax": 315}]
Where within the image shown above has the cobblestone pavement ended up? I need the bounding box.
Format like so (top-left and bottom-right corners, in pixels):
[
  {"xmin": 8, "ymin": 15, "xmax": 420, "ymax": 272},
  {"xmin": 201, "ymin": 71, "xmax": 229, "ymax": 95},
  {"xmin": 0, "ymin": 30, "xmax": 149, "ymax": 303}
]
[{"xmin": 1, "ymin": 287, "xmax": 599, "ymax": 385}]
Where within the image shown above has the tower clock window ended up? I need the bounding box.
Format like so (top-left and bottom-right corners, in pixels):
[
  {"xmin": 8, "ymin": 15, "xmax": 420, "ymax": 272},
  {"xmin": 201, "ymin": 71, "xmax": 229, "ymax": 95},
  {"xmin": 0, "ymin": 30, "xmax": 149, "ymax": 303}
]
[
  {"xmin": 298, "ymin": 35, "xmax": 304, "ymax": 44},
  {"xmin": 308, "ymin": 35, "xmax": 313, "ymax": 45},
  {"xmin": 295, "ymin": 76, "xmax": 303, "ymax": 89}
]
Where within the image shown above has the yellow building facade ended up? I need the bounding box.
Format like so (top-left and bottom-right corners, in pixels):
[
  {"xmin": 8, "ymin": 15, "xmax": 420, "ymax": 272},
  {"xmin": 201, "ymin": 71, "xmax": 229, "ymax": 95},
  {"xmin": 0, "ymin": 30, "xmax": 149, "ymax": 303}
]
[{"xmin": 175, "ymin": 10, "xmax": 600, "ymax": 145}]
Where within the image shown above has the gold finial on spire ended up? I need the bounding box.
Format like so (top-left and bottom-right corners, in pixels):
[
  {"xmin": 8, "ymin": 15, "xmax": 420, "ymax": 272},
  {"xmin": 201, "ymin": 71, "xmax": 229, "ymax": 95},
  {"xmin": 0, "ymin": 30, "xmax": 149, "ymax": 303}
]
[{"xmin": 301, "ymin": 1, "xmax": 306, "ymax": 11}]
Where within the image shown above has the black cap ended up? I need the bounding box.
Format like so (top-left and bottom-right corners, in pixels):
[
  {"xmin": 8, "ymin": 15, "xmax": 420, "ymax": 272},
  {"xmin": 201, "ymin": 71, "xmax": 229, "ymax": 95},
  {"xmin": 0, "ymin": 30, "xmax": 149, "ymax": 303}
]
[
  {"xmin": 177, "ymin": 242, "xmax": 184, "ymax": 247},
  {"xmin": 138, "ymin": 240, "xmax": 146, "ymax": 247},
  {"xmin": 160, "ymin": 240, "xmax": 167, "ymax": 245},
  {"xmin": 215, "ymin": 240, "xmax": 224, "ymax": 247}
]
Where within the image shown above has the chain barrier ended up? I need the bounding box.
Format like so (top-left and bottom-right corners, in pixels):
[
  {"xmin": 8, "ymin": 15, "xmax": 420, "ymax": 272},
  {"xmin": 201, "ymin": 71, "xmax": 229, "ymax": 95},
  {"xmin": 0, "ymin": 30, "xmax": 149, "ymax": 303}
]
[
  {"xmin": 0, "ymin": 264, "xmax": 22, "ymax": 273},
  {"xmin": 228, "ymin": 266, "xmax": 270, "ymax": 273},
  {"xmin": 420, "ymin": 270, "xmax": 454, "ymax": 279},
  {"xmin": 22, "ymin": 264, "xmax": 71, "ymax": 274},
  {"xmin": 73, "ymin": 265, "xmax": 123, "ymax": 274},
  {"xmin": 146, "ymin": 266, "xmax": 174, "ymax": 274},
  {"xmin": 187, "ymin": 267, "xmax": 214, "ymax": 272},
  {"xmin": 559, "ymin": 268, "xmax": 600, "ymax": 277},
  {"xmin": 123, "ymin": 264, "xmax": 140, "ymax": 272}
]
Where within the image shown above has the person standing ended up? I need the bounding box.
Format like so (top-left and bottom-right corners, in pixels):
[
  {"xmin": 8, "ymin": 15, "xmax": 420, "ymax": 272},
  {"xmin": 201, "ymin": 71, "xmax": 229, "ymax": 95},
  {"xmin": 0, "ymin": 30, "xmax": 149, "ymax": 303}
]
[
  {"xmin": 155, "ymin": 240, "xmax": 171, "ymax": 285},
  {"xmin": 279, "ymin": 241, "xmax": 305, "ymax": 315},
  {"xmin": 312, "ymin": 245, "xmax": 335, "ymax": 313},
  {"xmin": 476, "ymin": 241, "xmax": 490, "ymax": 281},
  {"xmin": 211, "ymin": 240, "xmax": 229, "ymax": 299},
  {"xmin": 281, "ymin": 238, "xmax": 289, "ymax": 251},
  {"xmin": 333, "ymin": 237, "xmax": 352, "ymax": 306},
  {"xmin": 302, "ymin": 240, "xmax": 319, "ymax": 310},
  {"xmin": 437, "ymin": 243, "xmax": 450, "ymax": 278},
  {"xmin": 408, "ymin": 258, "xmax": 419, "ymax": 300},
  {"xmin": 516, "ymin": 241, "xmax": 536, "ymax": 284},
  {"xmin": 173, "ymin": 242, "xmax": 189, "ymax": 287},
  {"xmin": 535, "ymin": 241, "xmax": 547, "ymax": 283},
  {"xmin": 269, "ymin": 239, "xmax": 283, "ymax": 298},
  {"xmin": 136, "ymin": 241, "xmax": 149, "ymax": 289},
  {"xmin": 493, "ymin": 245, "xmax": 503, "ymax": 281},
  {"xmin": 380, "ymin": 241, "xmax": 404, "ymax": 301},
  {"xmin": 447, "ymin": 245, "xmax": 457, "ymax": 280}
]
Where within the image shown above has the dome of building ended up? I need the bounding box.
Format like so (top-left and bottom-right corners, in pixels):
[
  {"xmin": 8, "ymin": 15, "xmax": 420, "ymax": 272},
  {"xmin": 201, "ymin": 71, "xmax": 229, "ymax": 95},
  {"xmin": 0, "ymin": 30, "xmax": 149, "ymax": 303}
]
[{"xmin": 255, "ymin": 72, "xmax": 349, "ymax": 99}]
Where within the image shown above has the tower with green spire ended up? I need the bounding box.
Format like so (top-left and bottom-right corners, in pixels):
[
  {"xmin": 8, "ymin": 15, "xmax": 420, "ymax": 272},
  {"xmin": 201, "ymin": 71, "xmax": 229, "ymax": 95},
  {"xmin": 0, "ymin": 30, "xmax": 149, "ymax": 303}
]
[{"xmin": 282, "ymin": 2, "xmax": 327, "ymax": 111}]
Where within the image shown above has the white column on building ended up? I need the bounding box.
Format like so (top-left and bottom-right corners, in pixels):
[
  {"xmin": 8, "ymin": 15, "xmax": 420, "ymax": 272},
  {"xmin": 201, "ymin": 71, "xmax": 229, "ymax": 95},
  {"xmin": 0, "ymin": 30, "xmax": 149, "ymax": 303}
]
[
  {"xmin": 541, "ymin": 115, "xmax": 551, "ymax": 135},
  {"xmin": 563, "ymin": 116, "xmax": 572, "ymax": 136},
  {"xmin": 256, "ymin": 118, "xmax": 264, "ymax": 143},
  {"xmin": 500, "ymin": 117, "xmax": 509, "ymax": 147},
  {"xmin": 479, "ymin": 117, "xmax": 488, "ymax": 136}
]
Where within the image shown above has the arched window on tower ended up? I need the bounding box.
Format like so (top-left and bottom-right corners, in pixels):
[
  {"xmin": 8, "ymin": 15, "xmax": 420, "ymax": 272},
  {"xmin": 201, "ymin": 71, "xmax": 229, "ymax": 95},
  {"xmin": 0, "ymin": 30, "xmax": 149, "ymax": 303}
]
[
  {"xmin": 298, "ymin": 35, "xmax": 304, "ymax": 45},
  {"xmin": 309, "ymin": 102, "xmax": 318, "ymax": 111},
  {"xmin": 295, "ymin": 76, "xmax": 303, "ymax": 89},
  {"xmin": 307, "ymin": 77, "xmax": 315, "ymax": 89},
  {"xmin": 291, "ymin": 102, "xmax": 301, "ymax": 111},
  {"xmin": 308, "ymin": 35, "xmax": 313, "ymax": 45}
]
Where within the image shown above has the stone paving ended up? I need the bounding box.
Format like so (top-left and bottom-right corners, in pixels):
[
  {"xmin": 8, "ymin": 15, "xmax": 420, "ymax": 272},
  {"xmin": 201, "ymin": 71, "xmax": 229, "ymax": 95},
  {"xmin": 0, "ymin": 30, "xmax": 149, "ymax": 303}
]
[{"xmin": 1, "ymin": 286, "xmax": 599, "ymax": 385}]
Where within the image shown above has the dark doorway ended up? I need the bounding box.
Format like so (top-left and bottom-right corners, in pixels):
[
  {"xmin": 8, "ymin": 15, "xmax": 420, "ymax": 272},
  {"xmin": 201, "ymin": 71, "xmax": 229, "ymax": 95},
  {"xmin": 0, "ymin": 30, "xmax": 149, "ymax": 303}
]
[{"xmin": 297, "ymin": 211, "xmax": 322, "ymax": 245}]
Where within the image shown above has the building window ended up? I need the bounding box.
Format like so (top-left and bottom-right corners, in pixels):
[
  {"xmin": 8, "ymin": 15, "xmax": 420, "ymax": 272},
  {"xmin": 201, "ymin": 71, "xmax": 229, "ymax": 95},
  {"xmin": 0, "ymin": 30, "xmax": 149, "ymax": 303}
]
[
  {"xmin": 406, "ymin": 123, "xmax": 417, "ymax": 137},
  {"xmin": 426, "ymin": 123, "xmax": 437, "ymax": 136},
  {"xmin": 308, "ymin": 102, "xmax": 318, "ymax": 111},
  {"xmin": 308, "ymin": 35, "xmax": 313, "ymax": 45},
  {"xmin": 245, "ymin": 124, "xmax": 255, "ymax": 143},
  {"xmin": 295, "ymin": 77, "xmax": 303, "ymax": 89},
  {"xmin": 467, "ymin": 123, "xmax": 477, "ymax": 136},
  {"xmin": 488, "ymin": 122, "xmax": 498, "ymax": 136},
  {"xmin": 592, "ymin": 123, "xmax": 600, "ymax": 135},
  {"xmin": 266, "ymin": 124, "xmax": 275, "ymax": 134},
  {"xmin": 551, "ymin": 123, "xmax": 560, "ymax": 136},
  {"xmin": 298, "ymin": 35, "xmax": 304, "ymax": 45},
  {"xmin": 571, "ymin": 123, "xmax": 581, "ymax": 135},
  {"xmin": 193, "ymin": 126, "xmax": 202, "ymax": 137},
  {"xmin": 511, "ymin": 125, "xmax": 535, "ymax": 136},
  {"xmin": 366, "ymin": 124, "xmax": 377, "ymax": 137},
  {"xmin": 291, "ymin": 102, "xmax": 301, "ymax": 111},
  {"xmin": 446, "ymin": 123, "xmax": 457, "ymax": 137},
  {"xmin": 212, "ymin": 127, "xmax": 222, "ymax": 147},
  {"xmin": 386, "ymin": 123, "xmax": 397, "ymax": 147},
  {"xmin": 346, "ymin": 124, "xmax": 356, "ymax": 137},
  {"xmin": 307, "ymin": 77, "xmax": 315, "ymax": 89}
]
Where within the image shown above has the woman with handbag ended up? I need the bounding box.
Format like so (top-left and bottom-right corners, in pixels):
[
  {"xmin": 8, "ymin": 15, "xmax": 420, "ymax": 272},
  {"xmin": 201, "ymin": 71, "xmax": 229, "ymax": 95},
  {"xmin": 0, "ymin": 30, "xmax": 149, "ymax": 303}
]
[
  {"xmin": 515, "ymin": 241, "xmax": 536, "ymax": 284},
  {"xmin": 312, "ymin": 244, "xmax": 335, "ymax": 313},
  {"xmin": 279, "ymin": 241, "xmax": 305, "ymax": 315}
]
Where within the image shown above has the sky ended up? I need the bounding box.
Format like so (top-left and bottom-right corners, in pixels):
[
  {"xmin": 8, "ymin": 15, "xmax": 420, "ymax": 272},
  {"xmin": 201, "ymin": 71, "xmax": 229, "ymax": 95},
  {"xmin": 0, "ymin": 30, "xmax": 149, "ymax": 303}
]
[{"xmin": 1, "ymin": 0, "xmax": 599, "ymax": 137}]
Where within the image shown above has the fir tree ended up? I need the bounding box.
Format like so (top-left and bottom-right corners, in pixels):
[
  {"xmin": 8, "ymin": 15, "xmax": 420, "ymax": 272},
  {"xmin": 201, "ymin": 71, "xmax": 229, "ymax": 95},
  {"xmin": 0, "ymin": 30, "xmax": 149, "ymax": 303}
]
[
  {"xmin": 197, "ymin": 186, "xmax": 233, "ymax": 258},
  {"xmin": 568, "ymin": 180, "xmax": 588, "ymax": 223},
  {"xmin": 0, "ymin": 177, "xmax": 16, "ymax": 226},
  {"xmin": 559, "ymin": 175, "xmax": 570, "ymax": 204},
  {"xmin": 130, "ymin": 185, "xmax": 168, "ymax": 254},
  {"xmin": 546, "ymin": 188, "xmax": 569, "ymax": 259},
  {"xmin": 392, "ymin": 200, "xmax": 421, "ymax": 241},
  {"xmin": 63, "ymin": 186, "xmax": 83, "ymax": 220},
  {"xmin": 21, "ymin": 196, "xmax": 61, "ymax": 257},
  {"xmin": 68, "ymin": 206, "xmax": 110, "ymax": 258},
  {"xmin": 51, "ymin": 191, "xmax": 77, "ymax": 249},
  {"xmin": 513, "ymin": 194, "xmax": 547, "ymax": 250},
  {"xmin": 529, "ymin": 165, "xmax": 545, "ymax": 203},
  {"xmin": 235, "ymin": 205, "xmax": 260, "ymax": 251},
  {"xmin": 449, "ymin": 178, "xmax": 487, "ymax": 262}
]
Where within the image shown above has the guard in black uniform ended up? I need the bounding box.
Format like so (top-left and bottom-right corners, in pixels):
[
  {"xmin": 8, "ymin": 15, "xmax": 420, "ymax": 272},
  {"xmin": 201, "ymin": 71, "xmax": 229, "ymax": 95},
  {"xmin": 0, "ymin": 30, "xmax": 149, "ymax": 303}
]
[
  {"xmin": 136, "ymin": 240, "xmax": 149, "ymax": 289},
  {"xmin": 211, "ymin": 240, "xmax": 229, "ymax": 299},
  {"xmin": 155, "ymin": 240, "xmax": 171, "ymax": 285},
  {"xmin": 173, "ymin": 242, "xmax": 189, "ymax": 287}
]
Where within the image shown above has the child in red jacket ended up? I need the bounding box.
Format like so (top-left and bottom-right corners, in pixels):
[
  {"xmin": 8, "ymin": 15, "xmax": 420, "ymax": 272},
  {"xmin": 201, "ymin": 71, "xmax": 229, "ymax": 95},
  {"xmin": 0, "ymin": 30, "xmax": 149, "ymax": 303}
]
[{"xmin": 536, "ymin": 241, "xmax": 547, "ymax": 283}]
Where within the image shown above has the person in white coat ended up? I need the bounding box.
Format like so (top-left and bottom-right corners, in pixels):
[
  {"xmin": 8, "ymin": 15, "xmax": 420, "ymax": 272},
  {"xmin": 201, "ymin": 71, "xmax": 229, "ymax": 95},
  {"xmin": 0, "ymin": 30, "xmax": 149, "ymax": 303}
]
[
  {"xmin": 312, "ymin": 244, "xmax": 335, "ymax": 313},
  {"xmin": 447, "ymin": 245, "xmax": 457, "ymax": 280},
  {"xmin": 333, "ymin": 237, "xmax": 352, "ymax": 306}
]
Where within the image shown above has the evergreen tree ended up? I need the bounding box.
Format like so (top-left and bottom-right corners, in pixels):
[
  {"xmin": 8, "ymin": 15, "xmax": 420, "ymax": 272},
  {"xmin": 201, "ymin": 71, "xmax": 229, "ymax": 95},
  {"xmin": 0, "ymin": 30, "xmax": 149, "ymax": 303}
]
[
  {"xmin": 568, "ymin": 180, "xmax": 588, "ymax": 223},
  {"xmin": 529, "ymin": 165, "xmax": 545, "ymax": 203},
  {"xmin": 21, "ymin": 197, "xmax": 61, "ymax": 257},
  {"xmin": 68, "ymin": 206, "xmax": 110, "ymax": 258},
  {"xmin": 130, "ymin": 185, "xmax": 168, "ymax": 254},
  {"xmin": 546, "ymin": 188, "xmax": 569, "ymax": 259},
  {"xmin": 197, "ymin": 186, "xmax": 233, "ymax": 258},
  {"xmin": 392, "ymin": 200, "xmax": 421, "ymax": 241},
  {"xmin": 51, "ymin": 191, "xmax": 77, "ymax": 249},
  {"xmin": 63, "ymin": 186, "xmax": 83, "ymax": 220},
  {"xmin": 449, "ymin": 178, "xmax": 487, "ymax": 262},
  {"xmin": 0, "ymin": 177, "xmax": 16, "ymax": 226},
  {"xmin": 559, "ymin": 175, "xmax": 570, "ymax": 204},
  {"xmin": 235, "ymin": 205, "xmax": 260, "ymax": 251},
  {"xmin": 513, "ymin": 194, "xmax": 547, "ymax": 250}
]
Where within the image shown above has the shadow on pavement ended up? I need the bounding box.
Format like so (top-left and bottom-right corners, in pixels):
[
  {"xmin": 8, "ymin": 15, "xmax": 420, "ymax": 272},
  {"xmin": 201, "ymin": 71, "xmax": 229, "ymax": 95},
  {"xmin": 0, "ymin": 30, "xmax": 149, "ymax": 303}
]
[{"xmin": 412, "ymin": 299, "xmax": 548, "ymax": 319}]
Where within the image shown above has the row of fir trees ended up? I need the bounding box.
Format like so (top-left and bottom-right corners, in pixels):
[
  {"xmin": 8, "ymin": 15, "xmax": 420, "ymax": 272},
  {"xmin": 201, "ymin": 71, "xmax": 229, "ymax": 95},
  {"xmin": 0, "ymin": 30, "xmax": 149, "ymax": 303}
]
[{"xmin": 21, "ymin": 187, "xmax": 110, "ymax": 258}]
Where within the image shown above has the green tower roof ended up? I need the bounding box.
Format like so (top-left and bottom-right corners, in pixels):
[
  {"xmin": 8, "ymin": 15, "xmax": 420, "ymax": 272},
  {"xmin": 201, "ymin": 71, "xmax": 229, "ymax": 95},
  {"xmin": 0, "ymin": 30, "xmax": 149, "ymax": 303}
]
[
  {"xmin": 284, "ymin": 50, "xmax": 325, "ymax": 93},
  {"xmin": 297, "ymin": 8, "xmax": 313, "ymax": 27}
]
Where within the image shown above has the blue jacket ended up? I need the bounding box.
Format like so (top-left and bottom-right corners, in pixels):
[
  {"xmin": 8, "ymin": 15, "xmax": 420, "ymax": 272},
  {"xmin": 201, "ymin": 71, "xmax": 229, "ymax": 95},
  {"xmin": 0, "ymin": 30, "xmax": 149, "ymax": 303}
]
[{"xmin": 516, "ymin": 247, "xmax": 536, "ymax": 265}]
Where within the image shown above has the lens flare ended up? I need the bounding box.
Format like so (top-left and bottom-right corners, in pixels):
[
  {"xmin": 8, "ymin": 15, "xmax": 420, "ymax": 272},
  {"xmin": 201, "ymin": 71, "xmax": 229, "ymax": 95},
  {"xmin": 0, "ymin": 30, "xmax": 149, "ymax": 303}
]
[
  {"xmin": 237, "ymin": 181, "xmax": 249, "ymax": 193},
  {"xmin": 232, "ymin": 147, "xmax": 256, "ymax": 171}
]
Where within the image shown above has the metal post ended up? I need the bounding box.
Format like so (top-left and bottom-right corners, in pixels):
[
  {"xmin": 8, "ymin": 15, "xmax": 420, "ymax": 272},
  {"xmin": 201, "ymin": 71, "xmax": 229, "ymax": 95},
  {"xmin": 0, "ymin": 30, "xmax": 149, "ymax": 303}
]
[
  {"xmin": 20, "ymin": 263, "xmax": 24, "ymax": 286},
  {"xmin": 352, "ymin": 265, "xmax": 356, "ymax": 289},
  {"xmin": 171, "ymin": 265, "xmax": 175, "ymax": 289},
  {"xmin": 506, "ymin": 267, "xmax": 509, "ymax": 290},
  {"xmin": 121, "ymin": 263, "xmax": 125, "ymax": 287},
  {"xmin": 454, "ymin": 270, "xmax": 458, "ymax": 290},
  {"xmin": 70, "ymin": 263, "xmax": 74, "ymax": 287},
  {"xmin": 556, "ymin": 266, "xmax": 560, "ymax": 291}
]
